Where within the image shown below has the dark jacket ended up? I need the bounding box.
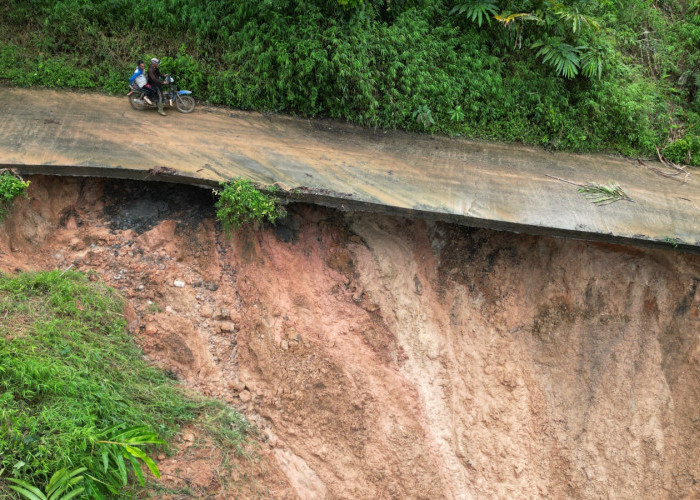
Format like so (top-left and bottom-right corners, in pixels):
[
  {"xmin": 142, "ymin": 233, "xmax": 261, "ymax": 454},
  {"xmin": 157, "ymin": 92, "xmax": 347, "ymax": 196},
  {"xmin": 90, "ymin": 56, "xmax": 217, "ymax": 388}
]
[{"xmin": 147, "ymin": 64, "xmax": 164, "ymax": 88}]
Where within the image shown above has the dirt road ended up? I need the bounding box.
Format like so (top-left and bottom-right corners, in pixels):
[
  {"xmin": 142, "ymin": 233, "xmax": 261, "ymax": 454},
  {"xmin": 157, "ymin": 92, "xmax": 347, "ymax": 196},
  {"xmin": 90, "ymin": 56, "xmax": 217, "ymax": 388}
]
[{"xmin": 1, "ymin": 86, "xmax": 698, "ymax": 251}]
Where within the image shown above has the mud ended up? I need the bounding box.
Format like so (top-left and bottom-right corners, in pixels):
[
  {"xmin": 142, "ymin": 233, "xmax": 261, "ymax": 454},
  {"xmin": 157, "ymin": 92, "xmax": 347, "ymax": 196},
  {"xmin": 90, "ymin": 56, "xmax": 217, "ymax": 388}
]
[{"xmin": 1, "ymin": 176, "xmax": 699, "ymax": 499}]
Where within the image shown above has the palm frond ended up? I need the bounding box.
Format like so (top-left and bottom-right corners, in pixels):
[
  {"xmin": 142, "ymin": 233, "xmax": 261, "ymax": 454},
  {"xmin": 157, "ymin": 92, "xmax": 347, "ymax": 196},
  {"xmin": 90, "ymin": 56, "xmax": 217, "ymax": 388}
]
[
  {"xmin": 531, "ymin": 38, "xmax": 582, "ymax": 79},
  {"xmin": 450, "ymin": 0, "xmax": 499, "ymax": 26},
  {"xmin": 577, "ymin": 181, "xmax": 632, "ymax": 204}
]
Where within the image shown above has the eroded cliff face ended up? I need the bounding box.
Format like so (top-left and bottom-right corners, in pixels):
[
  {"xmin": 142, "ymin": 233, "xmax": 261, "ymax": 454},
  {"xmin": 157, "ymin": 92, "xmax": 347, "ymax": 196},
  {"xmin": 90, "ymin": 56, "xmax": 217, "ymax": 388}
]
[{"xmin": 1, "ymin": 175, "xmax": 699, "ymax": 499}]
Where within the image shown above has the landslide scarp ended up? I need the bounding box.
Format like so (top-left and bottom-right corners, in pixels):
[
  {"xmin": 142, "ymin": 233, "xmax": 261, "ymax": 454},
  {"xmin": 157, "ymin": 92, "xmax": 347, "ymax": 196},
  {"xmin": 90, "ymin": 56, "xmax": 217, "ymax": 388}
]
[{"xmin": 1, "ymin": 175, "xmax": 699, "ymax": 499}]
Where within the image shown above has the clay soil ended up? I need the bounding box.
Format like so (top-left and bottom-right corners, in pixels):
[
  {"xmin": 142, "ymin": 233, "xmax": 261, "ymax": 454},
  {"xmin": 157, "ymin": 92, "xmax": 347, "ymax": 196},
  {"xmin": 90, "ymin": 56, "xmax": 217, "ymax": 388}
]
[{"xmin": 1, "ymin": 175, "xmax": 699, "ymax": 499}]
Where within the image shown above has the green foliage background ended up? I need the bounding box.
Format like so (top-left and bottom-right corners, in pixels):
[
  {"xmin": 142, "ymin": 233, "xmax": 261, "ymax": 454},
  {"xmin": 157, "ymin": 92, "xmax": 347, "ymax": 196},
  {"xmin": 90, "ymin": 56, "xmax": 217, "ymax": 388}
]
[{"xmin": 0, "ymin": 0, "xmax": 697, "ymax": 163}]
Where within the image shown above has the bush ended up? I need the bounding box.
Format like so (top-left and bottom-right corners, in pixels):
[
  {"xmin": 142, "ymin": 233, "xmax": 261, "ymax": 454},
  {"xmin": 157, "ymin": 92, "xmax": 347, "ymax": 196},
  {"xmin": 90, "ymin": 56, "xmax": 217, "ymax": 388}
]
[
  {"xmin": 0, "ymin": 171, "xmax": 30, "ymax": 219},
  {"xmin": 664, "ymin": 134, "xmax": 700, "ymax": 166},
  {"xmin": 215, "ymin": 178, "xmax": 286, "ymax": 233}
]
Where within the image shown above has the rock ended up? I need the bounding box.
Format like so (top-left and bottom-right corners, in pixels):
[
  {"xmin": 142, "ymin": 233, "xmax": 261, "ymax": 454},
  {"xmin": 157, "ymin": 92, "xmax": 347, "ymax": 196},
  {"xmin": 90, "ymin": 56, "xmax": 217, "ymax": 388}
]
[
  {"xmin": 239, "ymin": 390, "xmax": 252, "ymax": 402},
  {"xmin": 229, "ymin": 380, "xmax": 245, "ymax": 392},
  {"xmin": 122, "ymin": 301, "xmax": 139, "ymax": 333},
  {"xmin": 183, "ymin": 431, "xmax": 195, "ymax": 443},
  {"xmin": 165, "ymin": 305, "xmax": 175, "ymax": 314},
  {"xmin": 200, "ymin": 304, "xmax": 214, "ymax": 318},
  {"xmin": 173, "ymin": 279, "xmax": 186, "ymax": 288},
  {"xmin": 218, "ymin": 321, "xmax": 236, "ymax": 332},
  {"xmin": 281, "ymin": 339, "xmax": 289, "ymax": 350},
  {"xmin": 145, "ymin": 323, "xmax": 158, "ymax": 335}
]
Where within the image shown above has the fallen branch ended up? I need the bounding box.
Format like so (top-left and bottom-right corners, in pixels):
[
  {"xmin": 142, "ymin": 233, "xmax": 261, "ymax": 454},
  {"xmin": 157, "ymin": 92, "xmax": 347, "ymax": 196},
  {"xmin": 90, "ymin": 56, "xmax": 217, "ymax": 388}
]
[
  {"xmin": 544, "ymin": 174, "xmax": 584, "ymax": 187},
  {"xmin": 637, "ymin": 159, "xmax": 687, "ymax": 183},
  {"xmin": 655, "ymin": 146, "xmax": 690, "ymax": 183}
]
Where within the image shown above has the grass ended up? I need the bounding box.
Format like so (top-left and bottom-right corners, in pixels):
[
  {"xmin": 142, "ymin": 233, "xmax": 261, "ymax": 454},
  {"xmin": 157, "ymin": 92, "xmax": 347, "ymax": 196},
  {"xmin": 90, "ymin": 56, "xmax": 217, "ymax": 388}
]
[{"xmin": 0, "ymin": 270, "xmax": 249, "ymax": 498}]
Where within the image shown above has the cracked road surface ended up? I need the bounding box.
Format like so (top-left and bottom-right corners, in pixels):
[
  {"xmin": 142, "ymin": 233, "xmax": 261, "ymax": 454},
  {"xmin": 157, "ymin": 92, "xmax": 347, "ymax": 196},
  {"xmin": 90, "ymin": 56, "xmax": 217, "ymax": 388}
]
[{"xmin": 1, "ymin": 86, "xmax": 698, "ymax": 251}]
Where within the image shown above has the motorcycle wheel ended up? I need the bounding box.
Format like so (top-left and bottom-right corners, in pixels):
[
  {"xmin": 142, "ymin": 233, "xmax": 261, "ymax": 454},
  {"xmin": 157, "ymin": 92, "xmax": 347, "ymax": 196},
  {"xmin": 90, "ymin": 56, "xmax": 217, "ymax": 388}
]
[
  {"xmin": 129, "ymin": 93, "xmax": 147, "ymax": 111},
  {"xmin": 175, "ymin": 95, "xmax": 195, "ymax": 113}
]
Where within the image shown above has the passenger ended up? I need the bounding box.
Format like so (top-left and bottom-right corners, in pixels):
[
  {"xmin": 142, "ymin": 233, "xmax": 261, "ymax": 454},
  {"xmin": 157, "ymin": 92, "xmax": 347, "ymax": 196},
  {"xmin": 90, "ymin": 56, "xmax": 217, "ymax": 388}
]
[
  {"xmin": 129, "ymin": 60, "xmax": 152, "ymax": 105},
  {"xmin": 147, "ymin": 57, "xmax": 168, "ymax": 116}
]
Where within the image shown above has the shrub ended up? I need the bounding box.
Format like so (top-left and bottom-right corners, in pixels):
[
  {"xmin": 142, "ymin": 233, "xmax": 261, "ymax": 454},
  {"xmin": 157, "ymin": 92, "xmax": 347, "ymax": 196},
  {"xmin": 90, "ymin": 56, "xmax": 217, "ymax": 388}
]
[
  {"xmin": 664, "ymin": 134, "xmax": 700, "ymax": 166},
  {"xmin": 0, "ymin": 170, "xmax": 30, "ymax": 219},
  {"xmin": 215, "ymin": 178, "xmax": 286, "ymax": 233}
]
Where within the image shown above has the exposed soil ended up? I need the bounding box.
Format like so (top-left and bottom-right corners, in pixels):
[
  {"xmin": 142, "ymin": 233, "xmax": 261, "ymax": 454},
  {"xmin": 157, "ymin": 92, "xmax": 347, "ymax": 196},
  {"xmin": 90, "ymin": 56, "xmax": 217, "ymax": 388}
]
[{"xmin": 1, "ymin": 175, "xmax": 699, "ymax": 499}]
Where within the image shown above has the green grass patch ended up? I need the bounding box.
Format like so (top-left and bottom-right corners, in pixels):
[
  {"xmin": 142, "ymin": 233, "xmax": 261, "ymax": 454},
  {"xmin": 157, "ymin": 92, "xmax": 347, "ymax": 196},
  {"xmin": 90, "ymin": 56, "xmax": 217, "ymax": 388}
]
[{"xmin": 0, "ymin": 270, "xmax": 249, "ymax": 498}]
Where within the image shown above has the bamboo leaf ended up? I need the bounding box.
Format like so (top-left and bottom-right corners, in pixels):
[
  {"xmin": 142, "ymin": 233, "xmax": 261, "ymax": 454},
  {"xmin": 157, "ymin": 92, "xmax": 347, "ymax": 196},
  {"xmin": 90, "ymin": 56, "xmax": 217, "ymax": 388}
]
[{"xmin": 7, "ymin": 484, "xmax": 46, "ymax": 500}]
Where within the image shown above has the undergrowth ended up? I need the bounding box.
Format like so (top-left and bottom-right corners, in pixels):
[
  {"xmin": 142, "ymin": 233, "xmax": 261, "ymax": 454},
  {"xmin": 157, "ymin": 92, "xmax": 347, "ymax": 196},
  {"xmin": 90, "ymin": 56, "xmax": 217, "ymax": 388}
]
[
  {"xmin": 0, "ymin": 171, "xmax": 30, "ymax": 219},
  {"xmin": 215, "ymin": 178, "xmax": 286, "ymax": 233},
  {"xmin": 0, "ymin": 270, "xmax": 249, "ymax": 498},
  {"xmin": 0, "ymin": 0, "xmax": 697, "ymax": 162}
]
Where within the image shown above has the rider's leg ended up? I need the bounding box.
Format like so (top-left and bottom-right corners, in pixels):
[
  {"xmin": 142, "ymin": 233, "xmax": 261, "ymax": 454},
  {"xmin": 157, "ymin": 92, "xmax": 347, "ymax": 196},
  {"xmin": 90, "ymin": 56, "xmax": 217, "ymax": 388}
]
[
  {"xmin": 142, "ymin": 85, "xmax": 153, "ymax": 105},
  {"xmin": 156, "ymin": 87, "xmax": 166, "ymax": 116}
]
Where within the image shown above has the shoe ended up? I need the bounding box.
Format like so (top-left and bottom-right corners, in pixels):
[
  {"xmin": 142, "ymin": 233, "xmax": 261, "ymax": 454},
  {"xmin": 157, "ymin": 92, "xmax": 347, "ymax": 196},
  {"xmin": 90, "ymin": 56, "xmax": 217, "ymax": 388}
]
[
  {"xmin": 144, "ymin": 96, "xmax": 152, "ymax": 105},
  {"xmin": 158, "ymin": 108, "xmax": 166, "ymax": 116}
]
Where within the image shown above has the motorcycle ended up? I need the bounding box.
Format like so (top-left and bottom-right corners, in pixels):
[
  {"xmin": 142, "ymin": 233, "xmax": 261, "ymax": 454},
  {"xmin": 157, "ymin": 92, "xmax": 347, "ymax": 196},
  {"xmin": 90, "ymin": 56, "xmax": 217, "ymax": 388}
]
[{"xmin": 128, "ymin": 76, "xmax": 195, "ymax": 113}]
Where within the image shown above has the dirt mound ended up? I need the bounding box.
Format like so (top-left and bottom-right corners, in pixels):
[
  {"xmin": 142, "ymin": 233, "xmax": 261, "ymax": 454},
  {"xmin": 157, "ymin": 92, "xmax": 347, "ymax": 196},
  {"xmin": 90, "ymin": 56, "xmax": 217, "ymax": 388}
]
[{"xmin": 1, "ymin": 175, "xmax": 699, "ymax": 498}]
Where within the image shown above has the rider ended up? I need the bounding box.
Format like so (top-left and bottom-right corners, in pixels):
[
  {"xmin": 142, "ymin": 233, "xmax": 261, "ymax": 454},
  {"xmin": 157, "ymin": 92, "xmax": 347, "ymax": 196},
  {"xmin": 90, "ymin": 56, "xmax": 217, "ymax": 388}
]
[
  {"xmin": 129, "ymin": 60, "xmax": 151, "ymax": 105},
  {"xmin": 147, "ymin": 57, "xmax": 168, "ymax": 116}
]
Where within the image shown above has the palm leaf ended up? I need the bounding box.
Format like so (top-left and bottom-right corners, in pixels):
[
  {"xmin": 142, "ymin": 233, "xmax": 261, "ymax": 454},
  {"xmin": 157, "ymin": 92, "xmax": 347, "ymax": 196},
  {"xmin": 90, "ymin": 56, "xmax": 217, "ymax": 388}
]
[
  {"xmin": 450, "ymin": 0, "xmax": 499, "ymax": 26},
  {"xmin": 532, "ymin": 38, "xmax": 581, "ymax": 78},
  {"xmin": 578, "ymin": 181, "xmax": 631, "ymax": 204}
]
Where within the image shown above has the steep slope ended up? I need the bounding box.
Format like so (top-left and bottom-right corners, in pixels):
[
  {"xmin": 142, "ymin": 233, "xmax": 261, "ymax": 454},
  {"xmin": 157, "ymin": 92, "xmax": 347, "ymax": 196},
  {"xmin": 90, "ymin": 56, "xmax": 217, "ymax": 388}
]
[{"xmin": 1, "ymin": 175, "xmax": 699, "ymax": 498}]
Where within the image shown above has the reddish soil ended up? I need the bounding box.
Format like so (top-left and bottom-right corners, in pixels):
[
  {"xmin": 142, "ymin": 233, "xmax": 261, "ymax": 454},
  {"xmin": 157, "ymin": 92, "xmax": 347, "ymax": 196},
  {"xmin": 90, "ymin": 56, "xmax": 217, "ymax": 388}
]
[{"xmin": 1, "ymin": 175, "xmax": 699, "ymax": 499}]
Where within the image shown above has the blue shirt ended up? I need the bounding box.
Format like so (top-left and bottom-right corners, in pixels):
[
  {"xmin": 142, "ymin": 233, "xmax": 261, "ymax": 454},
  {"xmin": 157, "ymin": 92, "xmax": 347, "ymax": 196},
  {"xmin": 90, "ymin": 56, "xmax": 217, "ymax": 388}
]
[{"xmin": 129, "ymin": 67, "xmax": 144, "ymax": 85}]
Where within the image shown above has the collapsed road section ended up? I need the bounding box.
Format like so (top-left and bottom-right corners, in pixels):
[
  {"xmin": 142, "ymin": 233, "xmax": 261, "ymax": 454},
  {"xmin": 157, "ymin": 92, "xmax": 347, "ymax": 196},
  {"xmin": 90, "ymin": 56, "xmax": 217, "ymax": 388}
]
[{"xmin": 1, "ymin": 86, "xmax": 698, "ymax": 252}]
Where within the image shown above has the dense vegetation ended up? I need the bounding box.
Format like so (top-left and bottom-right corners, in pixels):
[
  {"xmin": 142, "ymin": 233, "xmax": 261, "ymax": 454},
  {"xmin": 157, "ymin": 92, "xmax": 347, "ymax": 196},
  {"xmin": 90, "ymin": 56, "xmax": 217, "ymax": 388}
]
[
  {"xmin": 215, "ymin": 179, "xmax": 287, "ymax": 233},
  {"xmin": 0, "ymin": 0, "xmax": 698, "ymax": 163},
  {"xmin": 0, "ymin": 271, "xmax": 249, "ymax": 498}
]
